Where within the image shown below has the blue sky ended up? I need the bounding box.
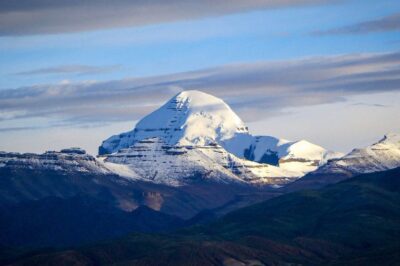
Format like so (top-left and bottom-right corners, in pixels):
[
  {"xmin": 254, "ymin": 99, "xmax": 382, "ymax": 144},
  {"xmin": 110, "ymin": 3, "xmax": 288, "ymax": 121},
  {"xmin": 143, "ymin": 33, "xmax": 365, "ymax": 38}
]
[{"xmin": 0, "ymin": 0, "xmax": 400, "ymax": 154}]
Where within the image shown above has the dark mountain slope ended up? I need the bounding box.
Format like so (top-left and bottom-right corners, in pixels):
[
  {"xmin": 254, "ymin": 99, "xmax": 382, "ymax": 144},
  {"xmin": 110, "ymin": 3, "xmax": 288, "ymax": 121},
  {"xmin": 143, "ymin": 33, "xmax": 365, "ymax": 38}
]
[
  {"xmin": 282, "ymin": 171, "xmax": 351, "ymax": 192},
  {"xmin": 6, "ymin": 167, "xmax": 400, "ymax": 265},
  {"xmin": 0, "ymin": 166, "xmax": 281, "ymax": 221},
  {"xmin": 209, "ymin": 167, "xmax": 400, "ymax": 244},
  {"xmin": 0, "ymin": 195, "xmax": 184, "ymax": 248}
]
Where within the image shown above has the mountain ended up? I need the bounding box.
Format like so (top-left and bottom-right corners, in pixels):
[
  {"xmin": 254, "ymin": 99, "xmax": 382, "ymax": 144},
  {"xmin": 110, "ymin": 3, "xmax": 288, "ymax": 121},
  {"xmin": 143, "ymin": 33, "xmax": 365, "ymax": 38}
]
[
  {"xmin": 223, "ymin": 135, "xmax": 343, "ymax": 175},
  {"xmin": 286, "ymin": 133, "xmax": 400, "ymax": 191},
  {"xmin": 316, "ymin": 133, "xmax": 400, "ymax": 175},
  {"xmin": 99, "ymin": 90, "xmax": 249, "ymax": 154},
  {"xmin": 0, "ymin": 196, "xmax": 184, "ymax": 248},
  {"xmin": 0, "ymin": 149, "xmax": 280, "ymax": 248},
  {"xmin": 0, "ymin": 91, "xmax": 344, "ymax": 226},
  {"xmin": 0, "ymin": 148, "xmax": 111, "ymax": 174},
  {"xmin": 7, "ymin": 167, "xmax": 400, "ymax": 265},
  {"xmin": 99, "ymin": 90, "xmax": 341, "ymax": 186},
  {"xmin": 0, "ymin": 148, "xmax": 138, "ymax": 208},
  {"xmin": 0, "ymin": 148, "xmax": 283, "ymax": 220}
]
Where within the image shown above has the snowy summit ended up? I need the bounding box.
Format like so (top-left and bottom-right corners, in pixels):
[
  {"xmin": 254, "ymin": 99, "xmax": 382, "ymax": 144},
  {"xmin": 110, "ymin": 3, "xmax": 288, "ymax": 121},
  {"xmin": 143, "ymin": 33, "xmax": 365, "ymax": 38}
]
[
  {"xmin": 99, "ymin": 90, "xmax": 342, "ymax": 186},
  {"xmin": 316, "ymin": 132, "xmax": 400, "ymax": 175},
  {"xmin": 99, "ymin": 90, "xmax": 248, "ymax": 154}
]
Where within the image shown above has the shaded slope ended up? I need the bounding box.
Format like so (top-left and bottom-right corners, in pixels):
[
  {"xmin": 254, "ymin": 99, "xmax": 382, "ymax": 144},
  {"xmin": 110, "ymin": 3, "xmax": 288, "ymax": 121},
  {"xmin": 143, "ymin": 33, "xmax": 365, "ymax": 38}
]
[
  {"xmin": 0, "ymin": 196, "xmax": 184, "ymax": 248},
  {"xmin": 0, "ymin": 165, "xmax": 283, "ymax": 223},
  {"xmin": 7, "ymin": 167, "xmax": 400, "ymax": 265},
  {"xmin": 211, "ymin": 167, "xmax": 400, "ymax": 243}
]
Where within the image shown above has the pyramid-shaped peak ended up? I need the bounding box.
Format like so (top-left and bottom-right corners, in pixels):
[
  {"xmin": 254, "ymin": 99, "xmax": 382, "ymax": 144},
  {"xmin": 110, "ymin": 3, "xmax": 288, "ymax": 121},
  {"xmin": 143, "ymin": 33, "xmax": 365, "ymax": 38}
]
[
  {"xmin": 135, "ymin": 90, "xmax": 248, "ymax": 143},
  {"xmin": 99, "ymin": 90, "xmax": 249, "ymax": 155}
]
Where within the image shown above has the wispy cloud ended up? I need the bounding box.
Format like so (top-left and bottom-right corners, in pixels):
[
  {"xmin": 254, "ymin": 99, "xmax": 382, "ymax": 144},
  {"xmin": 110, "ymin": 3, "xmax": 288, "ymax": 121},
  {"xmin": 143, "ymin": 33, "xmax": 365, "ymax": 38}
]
[
  {"xmin": 351, "ymin": 102, "xmax": 388, "ymax": 108},
  {"xmin": 1, "ymin": 51, "xmax": 399, "ymax": 129},
  {"xmin": 13, "ymin": 64, "xmax": 121, "ymax": 76},
  {"xmin": 0, "ymin": 126, "xmax": 41, "ymax": 132},
  {"xmin": 313, "ymin": 12, "xmax": 400, "ymax": 35},
  {"xmin": 0, "ymin": 0, "xmax": 336, "ymax": 36}
]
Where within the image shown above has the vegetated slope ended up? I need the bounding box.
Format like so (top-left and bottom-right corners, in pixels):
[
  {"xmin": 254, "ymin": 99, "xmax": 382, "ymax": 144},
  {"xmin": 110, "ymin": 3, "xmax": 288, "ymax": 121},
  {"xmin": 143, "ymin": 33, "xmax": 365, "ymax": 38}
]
[
  {"xmin": 0, "ymin": 195, "xmax": 185, "ymax": 248},
  {"xmin": 6, "ymin": 167, "xmax": 400, "ymax": 265}
]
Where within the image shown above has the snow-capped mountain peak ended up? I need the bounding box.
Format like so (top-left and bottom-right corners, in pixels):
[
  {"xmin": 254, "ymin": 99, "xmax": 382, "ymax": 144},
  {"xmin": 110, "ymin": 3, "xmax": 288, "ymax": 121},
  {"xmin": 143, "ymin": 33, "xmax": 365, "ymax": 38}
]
[
  {"xmin": 138, "ymin": 90, "xmax": 248, "ymax": 144},
  {"xmin": 315, "ymin": 133, "xmax": 400, "ymax": 175},
  {"xmin": 99, "ymin": 90, "xmax": 342, "ymax": 186},
  {"xmin": 100, "ymin": 90, "xmax": 248, "ymax": 155}
]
